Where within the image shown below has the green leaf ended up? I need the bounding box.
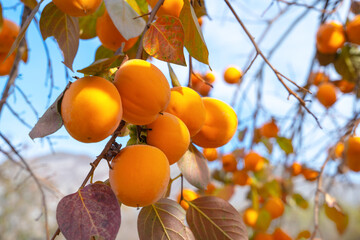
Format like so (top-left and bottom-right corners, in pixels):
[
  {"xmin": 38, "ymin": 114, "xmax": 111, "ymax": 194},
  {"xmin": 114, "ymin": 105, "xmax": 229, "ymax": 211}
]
[
  {"xmin": 255, "ymin": 209, "xmax": 271, "ymax": 231},
  {"xmin": 292, "ymin": 193, "xmax": 309, "ymax": 209},
  {"xmin": 143, "ymin": 16, "xmax": 186, "ymax": 65},
  {"xmin": 134, "ymin": 0, "xmax": 148, "ymax": 15},
  {"xmin": 78, "ymin": 2, "xmax": 105, "ymax": 39},
  {"xmin": 180, "ymin": 0, "xmax": 209, "ymax": 65},
  {"xmin": 168, "ymin": 63, "xmax": 181, "ymax": 87},
  {"xmin": 95, "ymin": 45, "xmax": 116, "ymax": 60},
  {"xmin": 77, "ymin": 55, "xmax": 124, "ymax": 76},
  {"xmin": 261, "ymin": 137, "xmax": 273, "ymax": 154},
  {"xmin": 40, "ymin": 2, "xmax": 79, "ymax": 71},
  {"xmin": 276, "ymin": 136, "xmax": 294, "ymax": 154},
  {"xmin": 334, "ymin": 45, "xmax": 360, "ymax": 82},
  {"xmin": 192, "ymin": 0, "xmax": 207, "ymax": 18},
  {"xmin": 7, "ymin": 0, "xmax": 44, "ymax": 59},
  {"xmin": 104, "ymin": 0, "xmax": 146, "ymax": 40}
]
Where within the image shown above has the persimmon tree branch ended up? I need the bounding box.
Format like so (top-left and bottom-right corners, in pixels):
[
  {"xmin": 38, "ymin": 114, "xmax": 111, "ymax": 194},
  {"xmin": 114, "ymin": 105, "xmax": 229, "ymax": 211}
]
[
  {"xmin": 224, "ymin": 0, "xmax": 320, "ymax": 127},
  {"xmin": 136, "ymin": 0, "xmax": 165, "ymax": 59},
  {"xmin": 0, "ymin": 132, "xmax": 50, "ymax": 240}
]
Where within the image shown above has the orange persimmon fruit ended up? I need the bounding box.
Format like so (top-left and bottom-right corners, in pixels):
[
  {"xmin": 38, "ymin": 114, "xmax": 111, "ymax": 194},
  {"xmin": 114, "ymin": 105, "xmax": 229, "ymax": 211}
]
[
  {"xmin": 165, "ymin": 86, "xmax": 206, "ymax": 137},
  {"xmin": 61, "ymin": 76, "xmax": 122, "ymax": 143},
  {"xmin": 114, "ymin": 59, "xmax": 170, "ymax": 125},
  {"xmin": 316, "ymin": 21, "xmax": 345, "ymax": 54},
  {"xmin": 109, "ymin": 145, "xmax": 170, "ymax": 207},
  {"xmin": 146, "ymin": 112, "xmax": 190, "ymax": 165},
  {"xmin": 52, "ymin": 0, "xmax": 102, "ymax": 17},
  {"xmin": 192, "ymin": 97, "xmax": 238, "ymax": 148}
]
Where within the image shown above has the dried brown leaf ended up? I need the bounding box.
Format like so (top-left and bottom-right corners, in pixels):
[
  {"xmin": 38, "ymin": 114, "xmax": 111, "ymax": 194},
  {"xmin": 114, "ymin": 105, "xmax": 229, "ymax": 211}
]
[{"xmin": 39, "ymin": 2, "xmax": 79, "ymax": 71}]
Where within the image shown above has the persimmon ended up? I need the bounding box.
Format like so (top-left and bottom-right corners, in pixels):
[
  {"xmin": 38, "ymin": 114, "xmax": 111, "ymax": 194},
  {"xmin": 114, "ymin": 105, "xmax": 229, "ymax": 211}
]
[
  {"xmin": 272, "ymin": 228, "xmax": 291, "ymax": 240},
  {"xmin": 0, "ymin": 19, "xmax": 19, "ymax": 53},
  {"xmin": 296, "ymin": 230, "xmax": 311, "ymax": 239},
  {"xmin": 260, "ymin": 120, "xmax": 279, "ymax": 138},
  {"xmin": 61, "ymin": 76, "xmax": 122, "ymax": 143},
  {"xmin": 96, "ymin": 10, "xmax": 138, "ymax": 52},
  {"xmin": 176, "ymin": 189, "xmax": 199, "ymax": 210},
  {"xmin": 301, "ymin": 168, "xmax": 319, "ymax": 181},
  {"xmin": 147, "ymin": 0, "xmax": 184, "ymax": 18},
  {"xmin": 0, "ymin": 52, "xmax": 15, "ymax": 76},
  {"xmin": 202, "ymin": 148, "xmax": 218, "ymax": 161},
  {"xmin": 197, "ymin": 82, "xmax": 212, "ymax": 96},
  {"xmin": 244, "ymin": 151, "xmax": 264, "ymax": 172},
  {"xmin": 233, "ymin": 169, "xmax": 251, "ymax": 186},
  {"xmin": 146, "ymin": 112, "xmax": 190, "ymax": 165},
  {"xmin": 109, "ymin": 145, "xmax": 170, "ymax": 207},
  {"xmin": 204, "ymin": 71, "xmax": 216, "ymax": 83},
  {"xmin": 224, "ymin": 65, "xmax": 242, "ymax": 84},
  {"xmin": 198, "ymin": 17, "xmax": 203, "ymax": 27},
  {"xmin": 114, "ymin": 59, "xmax": 170, "ymax": 125},
  {"xmin": 192, "ymin": 97, "xmax": 238, "ymax": 148},
  {"xmin": 222, "ymin": 153, "xmax": 237, "ymax": 172},
  {"xmin": 334, "ymin": 142, "xmax": 344, "ymax": 158},
  {"xmin": 290, "ymin": 162, "xmax": 302, "ymax": 176},
  {"xmin": 316, "ymin": 82, "xmax": 337, "ymax": 108},
  {"xmin": 316, "ymin": 21, "xmax": 345, "ymax": 54},
  {"xmin": 264, "ymin": 197, "xmax": 285, "ymax": 219},
  {"xmin": 254, "ymin": 233, "xmax": 274, "ymax": 240},
  {"xmin": 346, "ymin": 14, "xmax": 360, "ymax": 45},
  {"xmin": 52, "ymin": 0, "xmax": 102, "ymax": 17},
  {"xmin": 243, "ymin": 208, "xmax": 258, "ymax": 227},
  {"xmin": 345, "ymin": 136, "xmax": 360, "ymax": 172},
  {"xmin": 336, "ymin": 79, "xmax": 355, "ymax": 93},
  {"xmin": 310, "ymin": 72, "xmax": 329, "ymax": 86},
  {"xmin": 165, "ymin": 86, "xmax": 206, "ymax": 136},
  {"xmin": 205, "ymin": 183, "xmax": 216, "ymax": 195}
]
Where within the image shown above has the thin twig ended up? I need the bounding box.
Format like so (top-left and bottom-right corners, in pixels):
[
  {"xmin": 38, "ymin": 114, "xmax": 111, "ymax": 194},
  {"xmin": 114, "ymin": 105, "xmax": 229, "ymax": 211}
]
[
  {"xmin": 311, "ymin": 154, "xmax": 331, "ymax": 240},
  {"xmin": 188, "ymin": 56, "xmax": 193, "ymax": 88},
  {"xmin": 224, "ymin": 0, "xmax": 320, "ymax": 127},
  {"xmin": 0, "ymin": 132, "xmax": 50, "ymax": 240}
]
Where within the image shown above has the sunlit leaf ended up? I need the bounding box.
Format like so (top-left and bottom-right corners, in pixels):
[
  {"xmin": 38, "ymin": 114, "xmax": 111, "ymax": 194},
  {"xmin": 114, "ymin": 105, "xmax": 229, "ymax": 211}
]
[
  {"xmin": 334, "ymin": 46, "xmax": 360, "ymax": 82},
  {"xmin": 261, "ymin": 137, "xmax": 273, "ymax": 154},
  {"xmin": 7, "ymin": 0, "xmax": 44, "ymax": 59},
  {"xmin": 168, "ymin": 63, "xmax": 181, "ymax": 87},
  {"xmin": 138, "ymin": 198, "xmax": 195, "ymax": 240},
  {"xmin": 56, "ymin": 183, "xmax": 121, "ymax": 240},
  {"xmin": 77, "ymin": 55, "xmax": 124, "ymax": 76},
  {"xmin": 237, "ymin": 128, "xmax": 247, "ymax": 142},
  {"xmin": 192, "ymin": 0, "xmax": 207, "ymax": 18},
  {"xmin": 276, "ymin": 136, "xmax": 294, "ymax": 154},
  {"xmin": 104, "ymin": 0, "xmax": 146, "ymax": 40},
  {"xmin": 180, "ymin": 0, "xmax": 209, "ymax": 65},
  {"xmin": 177, "ymin": 143, "xmax": 210, "ymax": 189},
  {"xmin": 134, "ymin": 0, "xmax": 148, "ymax": 15},
  {"xmin": 255, "ymin": 209, "xmax": 271, "ymax": 231},
  {"xmin": 292, "ymin": 193, "xmax": 309, "ymax": 209},
  {"xmin": 78, "ymin": 2, "xmax": 105, "ymax": 39},
  {"xmin": 39, "ymin": 2, "xmax": 79, "ymax": 71},
  {"xmin": 95, "ymin": 45, "xmax": 115, "ymax": 60},
  {"xmin": 143, "ymin": 15, "xmax": 186, "ymax": 65},
  {"xmin": 29, "ymin": 84, "xmax": 70, "ymax": 139},
  {"xmin": 21, "ymin": 0, "xmax": 38, "ymax": 9},
  {"xmin": 186, "ymin": 196, "xmax": 247, "ymax": 240}
]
